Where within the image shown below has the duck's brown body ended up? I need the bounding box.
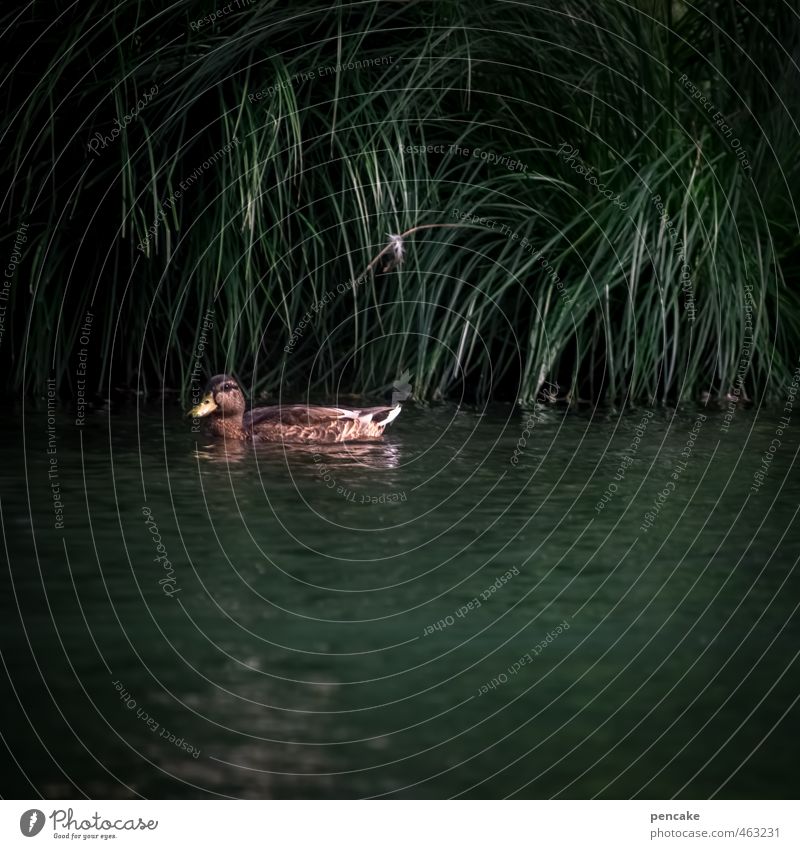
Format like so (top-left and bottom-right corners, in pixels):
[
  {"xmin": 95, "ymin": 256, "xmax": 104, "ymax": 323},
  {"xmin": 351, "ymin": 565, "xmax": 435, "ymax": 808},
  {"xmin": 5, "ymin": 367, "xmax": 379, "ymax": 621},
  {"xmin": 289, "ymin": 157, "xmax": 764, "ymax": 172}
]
[{"xmin": 190, "ymin": 376, "xmax": 401, "ymax": 444}]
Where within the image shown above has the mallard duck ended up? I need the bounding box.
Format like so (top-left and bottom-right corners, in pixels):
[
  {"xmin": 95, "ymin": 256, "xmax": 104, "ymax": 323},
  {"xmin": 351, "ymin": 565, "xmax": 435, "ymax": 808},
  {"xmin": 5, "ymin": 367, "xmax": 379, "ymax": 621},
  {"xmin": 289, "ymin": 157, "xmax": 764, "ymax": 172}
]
[{"xmin": 188, "ymin": 374, "xmax": 402, "ymax": 443}]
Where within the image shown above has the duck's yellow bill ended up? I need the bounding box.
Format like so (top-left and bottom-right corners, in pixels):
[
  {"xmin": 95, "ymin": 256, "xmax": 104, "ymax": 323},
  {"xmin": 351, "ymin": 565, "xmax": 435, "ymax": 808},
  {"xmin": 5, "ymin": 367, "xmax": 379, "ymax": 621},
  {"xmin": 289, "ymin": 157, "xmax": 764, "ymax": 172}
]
[{"xmin": 188, "ymin": 392, "xmax": 218, "ymax": 417}]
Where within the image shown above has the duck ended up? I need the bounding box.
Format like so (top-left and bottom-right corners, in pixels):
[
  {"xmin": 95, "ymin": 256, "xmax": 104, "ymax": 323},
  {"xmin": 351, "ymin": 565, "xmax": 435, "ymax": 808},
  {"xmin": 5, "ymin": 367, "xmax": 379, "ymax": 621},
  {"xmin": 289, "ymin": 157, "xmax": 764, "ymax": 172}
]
[{"xmin": 188, "ymin": 374, "xmax": 402, "ymax": 443}]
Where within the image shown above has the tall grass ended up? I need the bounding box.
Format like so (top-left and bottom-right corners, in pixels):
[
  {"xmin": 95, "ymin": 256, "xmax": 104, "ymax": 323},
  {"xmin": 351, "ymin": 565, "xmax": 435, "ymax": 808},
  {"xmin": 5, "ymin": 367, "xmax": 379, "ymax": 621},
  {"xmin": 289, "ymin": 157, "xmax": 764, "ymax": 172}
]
[{"xmin": 2, "ymin": 0, "xmax": 799, "ymax": 407}]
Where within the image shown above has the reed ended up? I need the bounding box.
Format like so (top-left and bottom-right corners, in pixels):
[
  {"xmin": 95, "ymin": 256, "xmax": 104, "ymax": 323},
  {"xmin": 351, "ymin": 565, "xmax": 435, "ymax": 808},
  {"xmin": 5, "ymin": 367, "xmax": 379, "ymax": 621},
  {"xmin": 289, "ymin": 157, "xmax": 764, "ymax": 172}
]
[{"xmin": 3, "ymin": 0, "xmax": 798, "ymax": 406}]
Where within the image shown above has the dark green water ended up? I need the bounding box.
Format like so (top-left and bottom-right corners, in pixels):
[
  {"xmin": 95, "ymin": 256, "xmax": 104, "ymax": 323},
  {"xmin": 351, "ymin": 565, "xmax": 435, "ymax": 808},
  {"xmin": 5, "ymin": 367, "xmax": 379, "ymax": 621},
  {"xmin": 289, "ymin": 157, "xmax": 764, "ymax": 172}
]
[{"xmin": 2, "ymin": 404, "xmax": 799, "ymax": 798}]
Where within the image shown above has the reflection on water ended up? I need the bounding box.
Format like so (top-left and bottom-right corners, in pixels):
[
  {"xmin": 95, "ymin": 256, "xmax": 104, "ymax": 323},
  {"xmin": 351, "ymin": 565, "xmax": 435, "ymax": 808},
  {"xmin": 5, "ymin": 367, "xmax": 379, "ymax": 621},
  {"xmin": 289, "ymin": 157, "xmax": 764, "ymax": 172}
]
[
  {"xmin": 1, "ymin": 404, "xmax": 799, "ymax": 798},
  {"xmin": 194, "ymin": 438, "xmax": 403, "ymax": 465}
]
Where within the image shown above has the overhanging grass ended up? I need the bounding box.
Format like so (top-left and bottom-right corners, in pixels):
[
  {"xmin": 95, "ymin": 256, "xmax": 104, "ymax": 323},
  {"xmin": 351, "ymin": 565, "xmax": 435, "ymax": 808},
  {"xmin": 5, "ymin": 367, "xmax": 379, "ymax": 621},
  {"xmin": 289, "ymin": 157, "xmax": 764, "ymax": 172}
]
[{"xmin": 3, "ymin": 0, "xmax": 799, "ymax": 406}]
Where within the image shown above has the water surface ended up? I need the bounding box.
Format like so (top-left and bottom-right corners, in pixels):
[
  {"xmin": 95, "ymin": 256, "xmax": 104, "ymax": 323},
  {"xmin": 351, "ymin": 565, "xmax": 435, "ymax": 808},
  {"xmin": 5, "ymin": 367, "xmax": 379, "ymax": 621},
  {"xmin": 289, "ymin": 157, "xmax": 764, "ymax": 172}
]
[{"xmin": 3, "ymin": 403, "xmax": 799, "ymax": 798}]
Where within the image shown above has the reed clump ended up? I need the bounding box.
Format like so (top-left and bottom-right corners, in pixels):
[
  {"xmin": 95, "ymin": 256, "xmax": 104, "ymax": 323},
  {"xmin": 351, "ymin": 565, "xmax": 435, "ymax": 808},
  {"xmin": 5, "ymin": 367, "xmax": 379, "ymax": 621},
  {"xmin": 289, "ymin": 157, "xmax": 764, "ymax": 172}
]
[{"xmin": 3, "ymin": 0, "xmax": 798, "ymax": 406}]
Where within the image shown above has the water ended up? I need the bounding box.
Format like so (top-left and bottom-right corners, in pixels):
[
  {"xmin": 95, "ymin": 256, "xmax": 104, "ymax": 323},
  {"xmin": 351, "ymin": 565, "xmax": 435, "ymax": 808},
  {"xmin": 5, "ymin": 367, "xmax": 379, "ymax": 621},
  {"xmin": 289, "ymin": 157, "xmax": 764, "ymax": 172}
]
[{"xmin": 2, "ymin": 403, "xmax": 799, "ymax": 798}]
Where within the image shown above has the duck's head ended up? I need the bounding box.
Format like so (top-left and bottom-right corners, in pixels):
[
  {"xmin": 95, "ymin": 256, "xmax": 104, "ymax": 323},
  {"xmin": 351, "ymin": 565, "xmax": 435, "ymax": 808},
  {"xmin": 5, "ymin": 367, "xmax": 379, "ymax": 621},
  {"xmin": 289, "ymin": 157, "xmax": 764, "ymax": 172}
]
[{"xmin": 188, "ymin": 374, "xmax": 246, "ymax": 418}]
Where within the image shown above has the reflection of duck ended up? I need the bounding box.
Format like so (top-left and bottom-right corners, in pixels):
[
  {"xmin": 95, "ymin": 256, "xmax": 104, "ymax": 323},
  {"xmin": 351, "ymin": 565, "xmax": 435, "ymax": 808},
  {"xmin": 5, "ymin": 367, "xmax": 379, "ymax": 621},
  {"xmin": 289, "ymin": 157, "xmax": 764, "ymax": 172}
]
[
  {"xmin": 189, "ymin": 375, "xmax": 402, "ymax": 444},
  {"xmin": 194, "ymin": 435, "xmax": 403, "ymax": 468}
]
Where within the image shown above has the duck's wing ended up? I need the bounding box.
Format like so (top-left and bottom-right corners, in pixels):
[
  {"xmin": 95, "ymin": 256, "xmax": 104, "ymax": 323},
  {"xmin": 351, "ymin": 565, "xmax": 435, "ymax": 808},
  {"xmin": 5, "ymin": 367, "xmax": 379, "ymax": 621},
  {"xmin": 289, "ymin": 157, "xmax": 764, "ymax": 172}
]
[
  {"xmin": 244, "ymin": 405, "xmax": 349, "ymax": 430},
  {"xmin": 245, "ymin": 404, "xmax": 401, "ymax": 429}
]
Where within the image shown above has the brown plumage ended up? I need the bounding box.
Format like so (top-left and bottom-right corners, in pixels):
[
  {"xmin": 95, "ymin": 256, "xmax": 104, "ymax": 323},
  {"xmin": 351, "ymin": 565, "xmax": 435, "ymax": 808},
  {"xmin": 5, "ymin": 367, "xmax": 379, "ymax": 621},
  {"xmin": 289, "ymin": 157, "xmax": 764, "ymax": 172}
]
[{"xmin": 188, "ymin": 375, "xmax": 402, "ymax": 443}]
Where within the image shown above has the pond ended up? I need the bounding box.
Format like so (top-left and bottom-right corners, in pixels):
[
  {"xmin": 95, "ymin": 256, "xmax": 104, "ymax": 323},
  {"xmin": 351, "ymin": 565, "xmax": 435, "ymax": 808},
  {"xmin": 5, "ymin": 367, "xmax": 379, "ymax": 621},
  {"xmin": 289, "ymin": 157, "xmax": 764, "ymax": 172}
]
[{"xmin": 2, "ymin": 403, "xmax": 798, "ymax": 798}]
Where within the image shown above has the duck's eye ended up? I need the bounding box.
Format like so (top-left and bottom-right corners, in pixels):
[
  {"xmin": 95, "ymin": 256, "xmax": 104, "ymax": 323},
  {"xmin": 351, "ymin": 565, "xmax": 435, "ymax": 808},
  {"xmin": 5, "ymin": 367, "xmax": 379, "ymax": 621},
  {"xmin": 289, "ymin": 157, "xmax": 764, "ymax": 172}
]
[{"xmin": 221, "ymin": 382, "xmax": 238, "ymax": 392}]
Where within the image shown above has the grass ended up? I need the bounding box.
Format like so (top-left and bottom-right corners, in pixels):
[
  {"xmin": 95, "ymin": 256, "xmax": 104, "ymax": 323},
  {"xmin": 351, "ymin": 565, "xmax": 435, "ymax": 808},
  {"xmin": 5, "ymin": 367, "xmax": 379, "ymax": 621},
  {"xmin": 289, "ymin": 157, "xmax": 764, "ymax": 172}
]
[{"xmin": 3, "ymin": 0, "xmax": 799, "ymax": 407}]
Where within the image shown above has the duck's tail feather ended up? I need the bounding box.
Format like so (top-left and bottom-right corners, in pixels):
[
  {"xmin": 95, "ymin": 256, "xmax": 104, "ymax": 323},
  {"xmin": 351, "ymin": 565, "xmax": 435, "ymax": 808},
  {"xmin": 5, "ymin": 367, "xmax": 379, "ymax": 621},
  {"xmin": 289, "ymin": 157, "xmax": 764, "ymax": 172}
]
[
  {"xmin": 340, "ymin": 404, "xmax": 402, "ymax": 427},
  {"xmin": 374, "ymin": 404, "xmax": 402, "ymax": 426}
]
